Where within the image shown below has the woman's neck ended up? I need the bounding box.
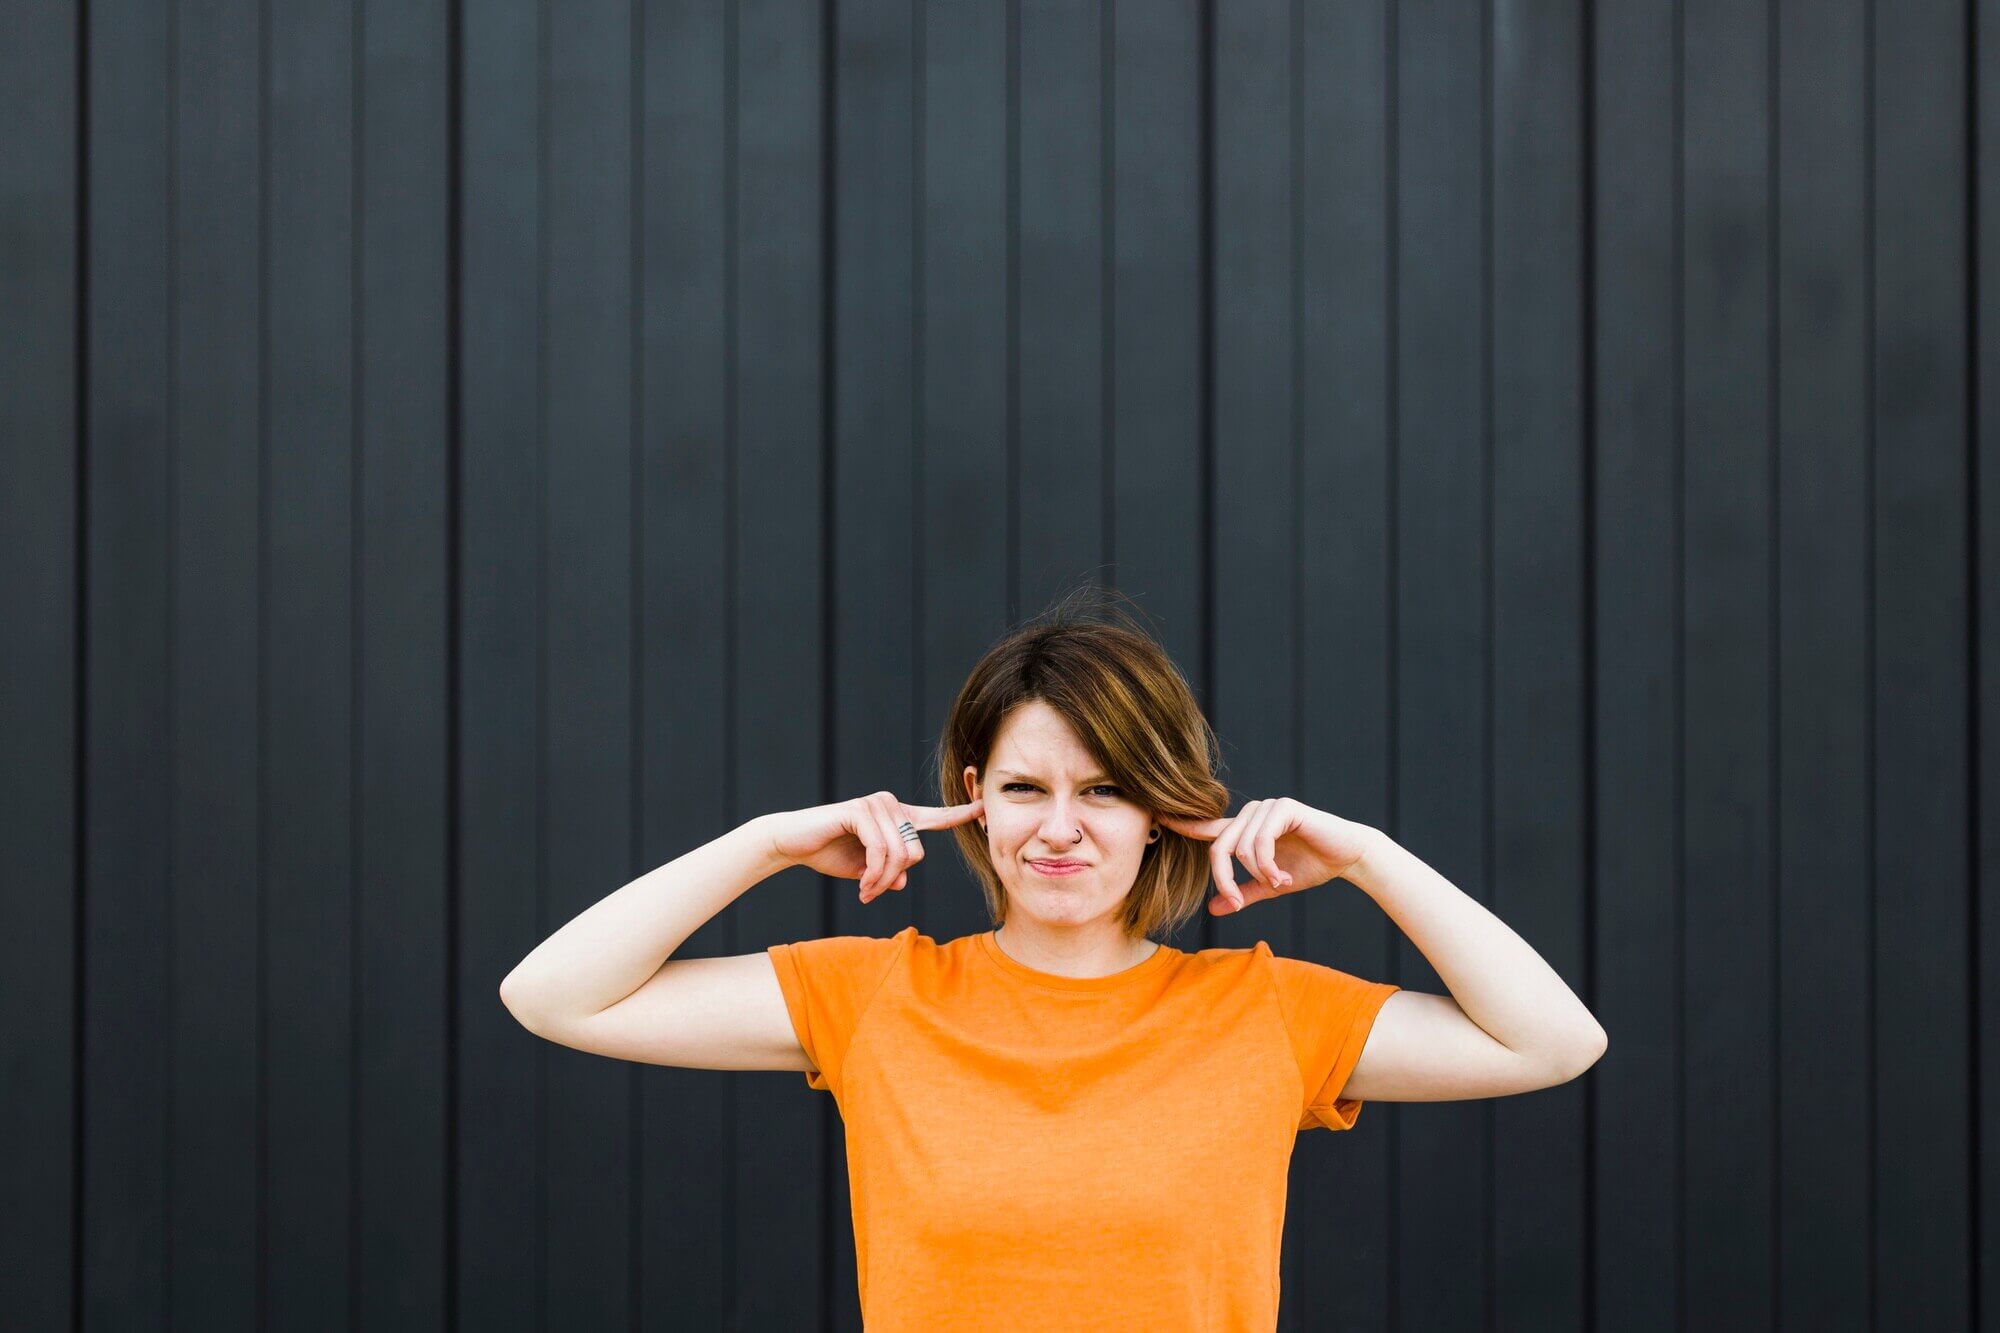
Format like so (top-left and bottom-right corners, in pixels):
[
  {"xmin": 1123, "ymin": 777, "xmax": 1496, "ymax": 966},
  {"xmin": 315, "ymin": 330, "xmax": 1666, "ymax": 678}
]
[{"xmin": 990, "ymin": 921, "xmax": 1158, "ymax": 978}]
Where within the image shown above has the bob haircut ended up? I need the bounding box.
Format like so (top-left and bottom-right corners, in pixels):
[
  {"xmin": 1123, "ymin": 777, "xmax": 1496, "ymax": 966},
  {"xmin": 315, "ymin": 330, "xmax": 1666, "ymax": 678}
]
[{"xmin": 936, "ymin": 586, "xmax": 1231, "ymax": 941}]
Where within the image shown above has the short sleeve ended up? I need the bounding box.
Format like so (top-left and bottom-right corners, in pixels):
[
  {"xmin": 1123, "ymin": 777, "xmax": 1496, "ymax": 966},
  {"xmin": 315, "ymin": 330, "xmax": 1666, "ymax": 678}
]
[
  {"xmin": 765, "ymin": 927, "xmax": 911, "ymax": 1097},
  {"xmin": 1263, "ymin": 945, "xmax": 1400, "ymax": 1132}
]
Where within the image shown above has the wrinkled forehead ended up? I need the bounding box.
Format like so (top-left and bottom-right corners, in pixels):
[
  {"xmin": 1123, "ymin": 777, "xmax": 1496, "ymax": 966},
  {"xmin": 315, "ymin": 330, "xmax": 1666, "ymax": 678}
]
[{"xmin": 986, "ymin": 701, "xmax": 1103, "ymax": 777}]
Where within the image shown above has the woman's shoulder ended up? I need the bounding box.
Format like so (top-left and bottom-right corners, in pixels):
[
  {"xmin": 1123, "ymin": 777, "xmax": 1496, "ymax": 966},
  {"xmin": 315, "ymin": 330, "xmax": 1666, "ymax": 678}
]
[{"xmin": 767, "ymin": 923, "xmax": 921, "ymax": 985}]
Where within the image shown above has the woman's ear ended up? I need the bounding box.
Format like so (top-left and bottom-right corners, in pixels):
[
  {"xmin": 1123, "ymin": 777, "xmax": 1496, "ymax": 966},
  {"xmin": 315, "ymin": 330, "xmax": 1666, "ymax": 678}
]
[{"xmin": 963, "ymin": 765, "xmax": 985, "ymax": 830}]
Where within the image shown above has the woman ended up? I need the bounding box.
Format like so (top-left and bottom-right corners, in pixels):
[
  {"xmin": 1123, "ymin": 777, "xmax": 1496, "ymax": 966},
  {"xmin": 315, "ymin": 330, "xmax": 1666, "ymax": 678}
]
[{"xmin": 498, "ymin": 592, "xmax": 1607, "ymax": 1330}]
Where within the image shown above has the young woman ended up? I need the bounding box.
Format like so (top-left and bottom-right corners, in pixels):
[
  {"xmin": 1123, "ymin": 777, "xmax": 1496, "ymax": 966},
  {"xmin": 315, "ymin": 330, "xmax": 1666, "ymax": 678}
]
[{"xmin": 499, "ymin": 593, "xmax": 1607, "ymax": 1330}]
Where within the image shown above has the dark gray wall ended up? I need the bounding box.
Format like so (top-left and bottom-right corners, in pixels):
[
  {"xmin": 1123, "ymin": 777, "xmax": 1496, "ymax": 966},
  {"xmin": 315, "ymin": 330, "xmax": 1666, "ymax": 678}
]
[{"xmin": 2, "ymin": 0, "xmax": 1984, "ymax": 1328}]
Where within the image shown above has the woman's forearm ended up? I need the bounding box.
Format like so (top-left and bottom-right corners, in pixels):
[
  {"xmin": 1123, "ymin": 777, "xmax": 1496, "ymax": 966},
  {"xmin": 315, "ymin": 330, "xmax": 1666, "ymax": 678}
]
[
  {"xmin": 1347, "ymin": 827, "xmax": 1606, "ymax": 1067},
  {"xmin": 497, "ymin": 813, "xmax": 792, "ymax": 1029}
]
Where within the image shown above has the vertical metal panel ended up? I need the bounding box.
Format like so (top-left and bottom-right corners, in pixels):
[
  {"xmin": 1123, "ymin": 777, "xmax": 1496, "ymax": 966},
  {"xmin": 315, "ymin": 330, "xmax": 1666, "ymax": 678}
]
[
  {"xmin": 635, "ymin": 0, "xmax": 734, "ymax": 1325},
  {"xmin": 1591, "ymin": 1, "xmax": 1681, "ymax": 1328},
  {"xmin": 354, "ymin": 0, "xmax": 453, "ymax": 1322},
  {"xmin": 1017, "ymin": 0, "xmax": 1106, "ymax": 615},
  {"xmin": 1873, "ymin": 0, "xmax": 1972, "ymax": 1326},
  {"xmin": 1294, "ymin": 0, "xmax": 1398, "ymax": 1327},
  {"xmin": 456, "ymin": 0, "xmax": 542, "ymax": 1326},
  {"xmin": 1490, "ymin": 1, "xmax": 1591, "ymax": 1327},
  {"xmin": 1680, "ymin": 0, "xmax": 1778, "ymax": 1325},
  {"xmin": 264, "ymin": 0, "xmax": 359, "ymax": 1323},
  {"xmin": 1976, "ymin": 1, "xmax": 2000, "ymax": 1325},
  {"xmin": 0, "ymin": 2, "xmax": 79, "ymax": 1329},
  {"xmin": 81, "ymin": 0, "xmax": 175, "ymax": 1325},
  {"xmin": 1108, "ymin": 0, "xmax": 1205, "ymax": 709},
  {"xmin": 1392, "ymin": 0, "xmax": 1491, "ymax": 1325},
  {"xmin": 541, "ymin": 0, "xmax": 639, "ymax": 1325},
  {"xmin": 172, "ymin": 0, "xmax": 262, "ymax": 1323},
  {"xmin": 1775, "ymin": 1, "xmax": 1872, "ymax": 1326}
]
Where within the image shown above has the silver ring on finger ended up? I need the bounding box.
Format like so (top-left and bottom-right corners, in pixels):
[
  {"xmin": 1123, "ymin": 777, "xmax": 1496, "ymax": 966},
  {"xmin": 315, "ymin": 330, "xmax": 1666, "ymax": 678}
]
[{"xmin": 897, "ymin": 821, "xmax": 920, "ymax": 843}]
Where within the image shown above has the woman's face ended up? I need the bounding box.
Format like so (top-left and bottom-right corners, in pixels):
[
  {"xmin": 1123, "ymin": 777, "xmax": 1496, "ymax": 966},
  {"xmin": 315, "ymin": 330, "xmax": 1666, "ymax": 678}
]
[{"xmin": 963, "ymin": 700, "xmax": 1156, "ymax": 929}]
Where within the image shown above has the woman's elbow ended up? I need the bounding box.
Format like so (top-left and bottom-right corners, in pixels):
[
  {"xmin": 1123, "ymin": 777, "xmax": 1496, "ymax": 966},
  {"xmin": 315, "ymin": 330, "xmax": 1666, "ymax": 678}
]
[{"xmin": 1564, "ymin": 1026, "xmax": 1608, "ymax": 1079}]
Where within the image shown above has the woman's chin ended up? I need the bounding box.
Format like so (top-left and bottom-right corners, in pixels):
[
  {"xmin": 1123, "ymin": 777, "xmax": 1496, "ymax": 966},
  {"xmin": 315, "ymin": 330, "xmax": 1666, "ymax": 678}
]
[
  {"xmin": 1014, "ymin": 889, "xmax": 1104, "ymax": 924},
  {"xmin": 1002, "ymin": 872, "xmax": 1130, "ymax": 926}
]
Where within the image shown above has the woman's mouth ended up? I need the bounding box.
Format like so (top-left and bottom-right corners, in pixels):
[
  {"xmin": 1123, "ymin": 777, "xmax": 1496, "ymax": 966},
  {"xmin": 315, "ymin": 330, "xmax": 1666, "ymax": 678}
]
[{"xmin": 1028, "ymin": 859, "xmax": 1088, "ymax": 877}]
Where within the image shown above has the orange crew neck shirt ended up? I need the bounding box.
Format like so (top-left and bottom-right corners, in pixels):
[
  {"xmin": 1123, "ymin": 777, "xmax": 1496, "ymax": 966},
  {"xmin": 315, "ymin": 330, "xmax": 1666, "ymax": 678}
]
[{"xmin": 766, "ymin": 925, "xmax": 1400, "ymax": 1331}]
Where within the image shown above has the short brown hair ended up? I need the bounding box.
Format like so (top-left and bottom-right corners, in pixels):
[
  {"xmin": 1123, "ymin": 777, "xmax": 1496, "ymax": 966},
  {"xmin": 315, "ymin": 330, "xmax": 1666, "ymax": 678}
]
[{"xmin": 935, "ymin": 586, "xmax": 1230, "ymax": 940}]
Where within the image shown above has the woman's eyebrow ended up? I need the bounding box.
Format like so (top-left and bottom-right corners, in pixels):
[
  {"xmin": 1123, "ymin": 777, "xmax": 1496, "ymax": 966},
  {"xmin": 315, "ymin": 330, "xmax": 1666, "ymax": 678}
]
[{"xmin": 993, "ymin": 769, "xmax": 1113, "ymax": 784}]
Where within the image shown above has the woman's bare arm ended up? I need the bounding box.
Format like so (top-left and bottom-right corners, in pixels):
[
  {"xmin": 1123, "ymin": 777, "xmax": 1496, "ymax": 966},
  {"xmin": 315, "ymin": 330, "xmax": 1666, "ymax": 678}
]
[
  {"xmin": 1343, "ymin": 828, "xmax": 1608, "ymax": 1100},
  {"xmin": 497, "ymin": 813, "xmax": 790, "ymax": 1031}
]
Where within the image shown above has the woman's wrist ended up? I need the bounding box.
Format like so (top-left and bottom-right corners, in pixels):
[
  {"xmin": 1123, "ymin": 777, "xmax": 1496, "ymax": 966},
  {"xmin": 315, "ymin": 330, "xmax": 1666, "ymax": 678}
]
[
  {"xmin": 745, "ymin": 811, "xmax": 794, "ymax": 877},
  {"xmin": 1342, "ymin": 824, "xmax": 1398, "ymax": 893}
]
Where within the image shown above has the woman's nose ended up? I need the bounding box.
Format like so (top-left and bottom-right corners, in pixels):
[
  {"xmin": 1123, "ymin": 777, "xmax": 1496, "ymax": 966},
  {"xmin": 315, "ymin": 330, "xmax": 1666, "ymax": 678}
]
[{"xmin": 1038, "ymin": 800, "xmax": 1080, "ymax": 842}]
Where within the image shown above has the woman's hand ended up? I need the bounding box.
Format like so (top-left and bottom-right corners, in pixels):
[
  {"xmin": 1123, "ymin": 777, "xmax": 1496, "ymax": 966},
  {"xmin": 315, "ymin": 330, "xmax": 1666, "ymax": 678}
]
[
  {"xmin": 1158, "ymin": 798, "xmax": 1378, "ymax": 915},
  {"xmin": 767, "ymin": 792, "xmax": 985, "ymax": 903}
]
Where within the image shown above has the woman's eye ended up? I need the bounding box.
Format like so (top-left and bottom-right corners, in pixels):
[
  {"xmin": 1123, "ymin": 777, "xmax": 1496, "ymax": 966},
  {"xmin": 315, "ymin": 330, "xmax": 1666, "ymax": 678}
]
[{"xmin": 999, "ymin": 782, "xmax": 1122, "ymax": 797}]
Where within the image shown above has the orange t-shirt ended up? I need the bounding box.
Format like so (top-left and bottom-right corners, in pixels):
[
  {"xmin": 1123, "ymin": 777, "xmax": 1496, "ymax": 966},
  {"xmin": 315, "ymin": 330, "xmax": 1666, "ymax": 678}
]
[{"xmin": 765, "ymin": 925, "xmax": 1400, "ymax": 1331}]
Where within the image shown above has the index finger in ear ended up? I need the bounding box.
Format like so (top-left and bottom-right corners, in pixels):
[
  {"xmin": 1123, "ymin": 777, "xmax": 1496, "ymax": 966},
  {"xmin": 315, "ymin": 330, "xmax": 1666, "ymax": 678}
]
[
  {"xmin": 1158, "ymin": 814, "xmax": 1227, "ymax": 841},
  {"xmin": 906, "ymin": 797, "xmax": 984, "ymax": 829}
]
